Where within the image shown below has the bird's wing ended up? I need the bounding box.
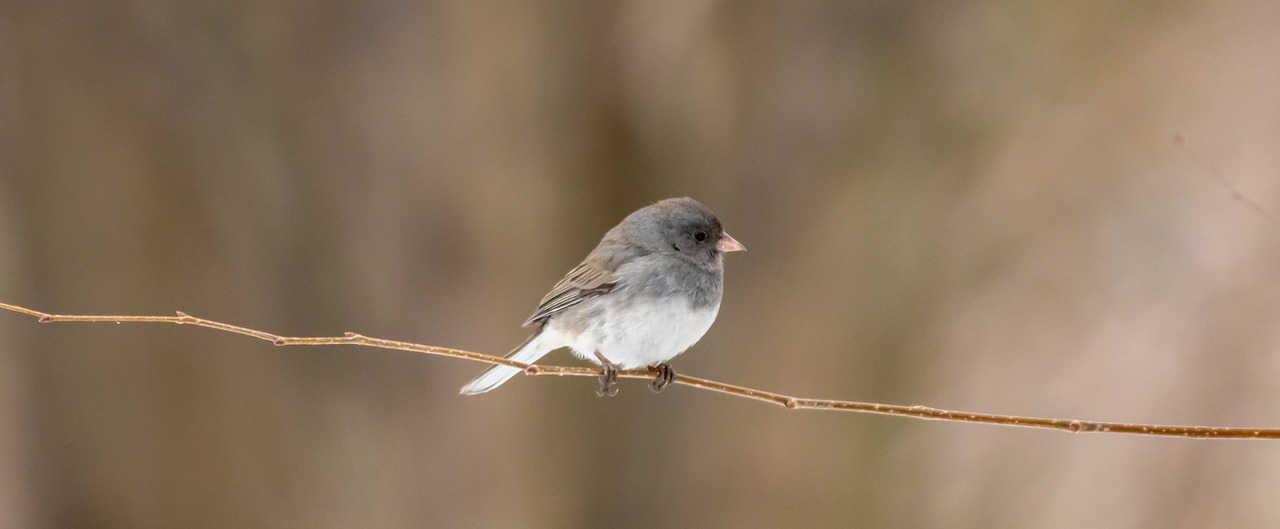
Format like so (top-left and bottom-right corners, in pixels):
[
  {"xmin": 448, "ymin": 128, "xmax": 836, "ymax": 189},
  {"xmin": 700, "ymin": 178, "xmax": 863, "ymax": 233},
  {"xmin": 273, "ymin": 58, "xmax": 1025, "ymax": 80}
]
[{"xmin": 523, "ymin": 259, "xmax": 620, "ymax": 327}]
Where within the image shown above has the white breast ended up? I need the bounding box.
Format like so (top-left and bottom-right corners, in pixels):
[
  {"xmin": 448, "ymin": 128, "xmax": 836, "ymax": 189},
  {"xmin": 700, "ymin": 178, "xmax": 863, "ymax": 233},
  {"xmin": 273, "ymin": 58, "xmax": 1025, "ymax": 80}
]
[{"xmin": 553, "ymin": 296, "xmax": 721, "ymax": 369}]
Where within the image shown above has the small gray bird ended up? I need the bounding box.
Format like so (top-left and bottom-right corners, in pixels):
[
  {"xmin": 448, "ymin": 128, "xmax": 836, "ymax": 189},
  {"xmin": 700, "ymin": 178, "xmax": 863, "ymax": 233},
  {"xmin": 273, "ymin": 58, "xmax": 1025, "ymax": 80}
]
[{"xmin": 459, "ymin": 197, "xmax": 744, "ymax": 396}]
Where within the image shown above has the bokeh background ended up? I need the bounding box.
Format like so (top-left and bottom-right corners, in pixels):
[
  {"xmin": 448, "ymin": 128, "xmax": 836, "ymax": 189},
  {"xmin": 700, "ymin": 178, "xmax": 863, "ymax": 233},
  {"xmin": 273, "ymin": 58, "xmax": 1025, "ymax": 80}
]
[{"xmin": 3, "ymin": 1, "xmax": 1280, "ymax": 528}]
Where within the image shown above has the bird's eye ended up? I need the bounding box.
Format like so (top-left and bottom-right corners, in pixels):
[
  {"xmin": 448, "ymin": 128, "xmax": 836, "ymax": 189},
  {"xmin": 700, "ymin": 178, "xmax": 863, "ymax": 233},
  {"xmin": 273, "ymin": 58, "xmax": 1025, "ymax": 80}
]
[{"xmin": 694, "ymin": 232, "xmax": 707, "ymax": 241}]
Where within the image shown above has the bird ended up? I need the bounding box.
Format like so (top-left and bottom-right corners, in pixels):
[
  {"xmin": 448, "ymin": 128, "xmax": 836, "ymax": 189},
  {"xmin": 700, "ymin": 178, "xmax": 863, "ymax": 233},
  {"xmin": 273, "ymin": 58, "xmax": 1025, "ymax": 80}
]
[{"xmin": 459, "ymin": 197, "xmax": 744, "ymax": 396}]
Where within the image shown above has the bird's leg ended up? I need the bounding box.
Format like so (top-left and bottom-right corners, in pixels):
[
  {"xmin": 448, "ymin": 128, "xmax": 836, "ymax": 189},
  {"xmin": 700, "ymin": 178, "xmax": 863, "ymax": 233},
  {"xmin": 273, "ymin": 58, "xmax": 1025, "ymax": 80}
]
[
  {"xmin": 648, "ymin": 363, "xmax": 676, "ymax": 393},
  {"xmin": 593, "ymin": 351, "xmax": 619, "ymax": 397}
]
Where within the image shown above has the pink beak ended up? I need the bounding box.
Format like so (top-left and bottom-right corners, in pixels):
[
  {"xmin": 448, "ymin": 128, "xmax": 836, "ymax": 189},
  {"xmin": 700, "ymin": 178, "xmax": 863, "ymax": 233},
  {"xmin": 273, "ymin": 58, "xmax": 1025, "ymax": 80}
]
[{"xmin": 716, "ymin": 233, "xmax": 746, "ymax": 252}]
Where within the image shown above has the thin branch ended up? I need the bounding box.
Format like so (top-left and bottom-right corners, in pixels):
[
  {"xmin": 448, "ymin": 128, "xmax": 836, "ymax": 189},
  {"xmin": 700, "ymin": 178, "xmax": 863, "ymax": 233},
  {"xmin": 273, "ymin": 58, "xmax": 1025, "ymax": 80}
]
[
  {"xmin": 1175, "ymin": 131, "xmax": 1280, "ymax": 231},
  {"xmin": 3, "ymin": 301, "xmax": 1278, "ymax": 440}
]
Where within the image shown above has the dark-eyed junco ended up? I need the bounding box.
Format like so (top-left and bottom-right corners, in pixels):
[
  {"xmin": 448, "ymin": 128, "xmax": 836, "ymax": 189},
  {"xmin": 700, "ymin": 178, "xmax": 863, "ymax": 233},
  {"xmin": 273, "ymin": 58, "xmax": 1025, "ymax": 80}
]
[{"xmin": 460, "ymin": 197, "xmax": 744, "ymax": 396}]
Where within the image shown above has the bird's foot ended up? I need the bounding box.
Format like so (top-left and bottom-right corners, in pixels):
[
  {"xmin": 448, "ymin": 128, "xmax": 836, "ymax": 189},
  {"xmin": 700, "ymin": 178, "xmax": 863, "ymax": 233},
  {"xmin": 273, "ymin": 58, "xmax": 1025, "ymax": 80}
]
[
  {"xmin": 648, "ymin": 363, "xmax": 676, "ymax": 393},
  {"xmin": 593, "ymin": 351, "xmax": 619, "ymax": 397}
]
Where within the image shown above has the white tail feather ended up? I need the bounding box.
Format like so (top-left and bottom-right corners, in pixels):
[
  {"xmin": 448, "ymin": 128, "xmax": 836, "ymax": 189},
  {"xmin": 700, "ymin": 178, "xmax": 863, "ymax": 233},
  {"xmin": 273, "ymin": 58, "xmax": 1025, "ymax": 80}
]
[{"xmin": 459, "ymin": 334, "xmax": 549, "ymax": 395}]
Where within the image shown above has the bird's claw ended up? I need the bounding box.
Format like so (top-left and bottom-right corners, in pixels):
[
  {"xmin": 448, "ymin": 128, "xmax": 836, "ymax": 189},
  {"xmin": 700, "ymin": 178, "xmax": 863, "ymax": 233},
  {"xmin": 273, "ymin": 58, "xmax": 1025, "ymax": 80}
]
[
  {"xmin": 649, "ymin": 363, "xmax": 676, "ymax": 393},
  {"xmin": 594, "ymin": 351, "xmax": 619, "ymax": 397}
]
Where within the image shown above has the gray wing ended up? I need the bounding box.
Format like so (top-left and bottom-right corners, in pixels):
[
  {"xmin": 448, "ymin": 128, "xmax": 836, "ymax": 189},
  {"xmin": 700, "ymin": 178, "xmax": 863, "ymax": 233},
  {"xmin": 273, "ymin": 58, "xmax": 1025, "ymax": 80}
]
[{"xmin": 522, "ymin": 260, "xmax": 620, "ymax": 327}]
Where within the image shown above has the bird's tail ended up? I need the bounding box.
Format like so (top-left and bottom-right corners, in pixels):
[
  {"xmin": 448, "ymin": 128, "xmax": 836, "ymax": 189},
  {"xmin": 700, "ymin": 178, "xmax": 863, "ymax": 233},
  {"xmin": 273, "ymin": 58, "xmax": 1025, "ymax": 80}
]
[{"xmin": 459, "ymin": 333, "xmax": 549, "ymax": 395}]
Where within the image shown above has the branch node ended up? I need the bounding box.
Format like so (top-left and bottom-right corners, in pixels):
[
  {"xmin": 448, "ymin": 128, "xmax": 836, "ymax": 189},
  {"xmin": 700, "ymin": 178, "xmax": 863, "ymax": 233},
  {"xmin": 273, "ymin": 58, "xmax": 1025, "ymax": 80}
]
[
  {"xmin": 37, "ymin": 315, "xmax": 51, "ymax": 323},
  {"xmin": 785, "ymin": 398, "xmax": 799, "ymax": 409},
  {"xmin": 175, "ymin": 311, "xmax": 188, "ymax": 318},
  {"xmin": 272, "ymin": 338, "xmax": 286, "ymax": 346},
  {"xmin": 343, "ymin": 332, "xmax": 356, "ymax": 338},
  {"xmin": 1068, "ymin": 420, "xmax": 1083, "ymax": 433},
  {"xmin": 524, "ymin": 365, "xmax": 540, "ymax": 375}
]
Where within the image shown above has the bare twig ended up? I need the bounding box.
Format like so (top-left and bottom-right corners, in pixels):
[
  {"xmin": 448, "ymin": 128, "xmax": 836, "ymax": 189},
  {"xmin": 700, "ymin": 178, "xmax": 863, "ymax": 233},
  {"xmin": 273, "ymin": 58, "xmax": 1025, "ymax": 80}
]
[
  {"xmin": 3, "ymin": 301, "xmax": 1278, "ymax": 439},
  {"xmin": 1175, "ymin": 131, "xmax": 1280, "ymax": 231}
]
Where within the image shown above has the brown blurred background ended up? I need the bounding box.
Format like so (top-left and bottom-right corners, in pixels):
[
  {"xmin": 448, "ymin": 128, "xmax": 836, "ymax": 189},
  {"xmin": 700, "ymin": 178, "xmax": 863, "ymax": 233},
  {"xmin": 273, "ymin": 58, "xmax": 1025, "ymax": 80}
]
[{"xmin": 3, "ymin": 1, "xmax": 1280, "ymax": 528}]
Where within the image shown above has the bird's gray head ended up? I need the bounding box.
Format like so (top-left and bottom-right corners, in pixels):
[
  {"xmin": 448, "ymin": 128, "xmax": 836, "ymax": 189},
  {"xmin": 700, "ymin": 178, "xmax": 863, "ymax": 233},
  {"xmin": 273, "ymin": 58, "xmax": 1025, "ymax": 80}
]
[{"xmin": 617, "ymin": 197, "xmax": 745, "ymax": 268}]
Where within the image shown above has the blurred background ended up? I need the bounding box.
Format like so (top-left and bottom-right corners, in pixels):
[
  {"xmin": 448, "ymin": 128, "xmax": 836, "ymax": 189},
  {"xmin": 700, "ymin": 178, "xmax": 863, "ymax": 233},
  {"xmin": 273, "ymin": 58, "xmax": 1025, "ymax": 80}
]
[{"xmin": 3, "ymin": 1, "xmax": 1280, "ymax": 528}]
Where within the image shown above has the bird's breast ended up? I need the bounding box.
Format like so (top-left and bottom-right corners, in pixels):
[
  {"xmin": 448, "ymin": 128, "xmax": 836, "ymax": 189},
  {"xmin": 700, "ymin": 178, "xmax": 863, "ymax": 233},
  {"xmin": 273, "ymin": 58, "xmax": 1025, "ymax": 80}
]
[{"xmin": 587, "ymin": 295, "xmax": 721, "ymax": 369}]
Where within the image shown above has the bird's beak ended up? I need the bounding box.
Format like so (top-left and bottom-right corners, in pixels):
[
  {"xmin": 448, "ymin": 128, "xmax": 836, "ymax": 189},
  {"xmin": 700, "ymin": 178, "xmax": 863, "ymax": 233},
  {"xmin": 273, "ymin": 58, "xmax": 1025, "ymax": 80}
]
[{"xmin": 716, "ymin": 233, "xmax": 746, "ymax": 252}]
